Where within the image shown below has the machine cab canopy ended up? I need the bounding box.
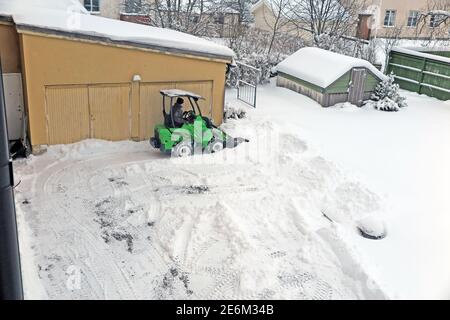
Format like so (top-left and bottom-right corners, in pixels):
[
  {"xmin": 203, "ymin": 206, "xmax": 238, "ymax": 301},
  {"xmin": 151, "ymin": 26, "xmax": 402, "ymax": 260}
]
[
  {"xmin": 159, "ymin": 88, "xmax": 205, "ymax": 121},
  {"xmin": 160, "ymin": 89, "xmax": 205, "ymax": 101}
]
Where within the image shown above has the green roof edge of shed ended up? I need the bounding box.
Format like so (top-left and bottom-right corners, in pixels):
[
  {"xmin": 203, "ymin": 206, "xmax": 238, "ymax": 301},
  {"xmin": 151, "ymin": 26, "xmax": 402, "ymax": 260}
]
[
  {"xmin": 278, "ymin": 71, "xmax": 326, "ymax": 93},
  {"xmin": 279, "ymin": 67, "xmax": 383, "ymax": 94}
]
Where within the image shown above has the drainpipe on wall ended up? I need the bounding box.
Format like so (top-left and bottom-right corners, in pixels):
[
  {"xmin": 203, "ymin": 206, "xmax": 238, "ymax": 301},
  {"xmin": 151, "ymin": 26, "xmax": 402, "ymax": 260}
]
[{"xmin": 0, "ymin": 61, "xmax": 24, "ymax": 300}]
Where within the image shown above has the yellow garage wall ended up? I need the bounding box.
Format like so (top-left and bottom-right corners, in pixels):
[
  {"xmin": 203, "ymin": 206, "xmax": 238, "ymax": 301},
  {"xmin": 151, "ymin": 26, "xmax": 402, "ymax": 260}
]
[
  {"xmin": 175, "ymin": 81, "xmax": 213, "ymax": 116},
  {"xmin": 0, "ymin": 23, "xmax": 22, "ymax": 73},
  {"xmin": 19, "ymin": 32, "xmax": 228, "ymax": 147},
  {"xmin": 139, "ymin": 82, "xmax": 176, "ymax": 140}
]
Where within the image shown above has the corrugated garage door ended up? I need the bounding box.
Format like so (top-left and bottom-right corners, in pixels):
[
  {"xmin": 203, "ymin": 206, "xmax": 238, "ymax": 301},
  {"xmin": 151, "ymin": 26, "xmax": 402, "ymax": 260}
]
[
  {"xmin": 45, "ymin": 81, "xmax": 210, "ymax": 144},
  {"xmin": 139, "ymin": 81, "xmax": 213, "ymax": 140},
  {"xmin": 88, "ymin": 85, "xmax": 131, "ymax": 141},
  {"xmin": 45, "ymin": 86, "xmax": 90, "ymax": 145},
  {"xmin": 45, "ymin": 84, "xmax": 131, "ymax": 144}
]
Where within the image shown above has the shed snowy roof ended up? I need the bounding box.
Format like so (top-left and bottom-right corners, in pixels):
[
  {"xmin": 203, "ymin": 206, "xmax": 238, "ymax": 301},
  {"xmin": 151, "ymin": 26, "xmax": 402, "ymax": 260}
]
[
  {"xmin": 0, "ymin": 0, "xmax": 235, "ymax": 61},
  {"xmin": 276, "ymin": 47, "xmax": 387, "ymax": 88}
]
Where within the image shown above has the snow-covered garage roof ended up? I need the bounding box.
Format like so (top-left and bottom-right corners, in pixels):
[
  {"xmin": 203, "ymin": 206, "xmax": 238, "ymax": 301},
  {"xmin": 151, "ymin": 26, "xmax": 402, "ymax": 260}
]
[
  {"xmin": 0, "ymin": 0, "xmax": 235, "ymax": 61},
  {"xmin": 276, "ymin": 47, "xmax": 386, "ymax": 88}
]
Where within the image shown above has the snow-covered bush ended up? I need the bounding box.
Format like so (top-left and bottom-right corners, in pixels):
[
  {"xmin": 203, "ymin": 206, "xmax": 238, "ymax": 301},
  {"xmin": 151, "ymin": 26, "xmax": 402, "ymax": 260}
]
[
  {"xmin": 224, "ymin": 103, "xmax": 247, "ymax": 120},
  {"xmin": 368, "ymin": 73, "xmax": 407, "ymax": 112},
  {"xmin": 371, "ymin": 97, "xmax": 402, "ymax": 112}
]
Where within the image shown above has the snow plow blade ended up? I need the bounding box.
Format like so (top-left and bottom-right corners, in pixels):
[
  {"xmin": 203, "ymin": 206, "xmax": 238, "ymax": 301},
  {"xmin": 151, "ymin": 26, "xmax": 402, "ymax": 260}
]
[{"xmin": 225, "ymin": 137, "xmax": 249, "ymax": 148}]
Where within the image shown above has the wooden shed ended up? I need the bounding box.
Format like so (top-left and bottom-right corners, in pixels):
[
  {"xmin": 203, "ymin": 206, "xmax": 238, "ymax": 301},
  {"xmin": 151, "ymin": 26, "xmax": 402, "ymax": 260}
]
[
  {"xmin": 0, "ymin": 1, "xmax": 234, "ymax": 153},
  {"xmin": 276, "ymin": 47, "xmax": 386, "ymax": 107}
]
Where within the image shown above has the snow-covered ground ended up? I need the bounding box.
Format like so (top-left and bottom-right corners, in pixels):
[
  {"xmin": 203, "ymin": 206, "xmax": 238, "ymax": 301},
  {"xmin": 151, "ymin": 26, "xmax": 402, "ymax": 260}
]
[
  {"xmin": 14, "ymin": 97, "xmax": 389, "ymax": 300},
  {"xmin": 242, "ymin": 82, "xmax": 450, "ymax": 299},
  {"xmin": 14, "ymin": 81, "xmax": 449, "ymax": 299}
]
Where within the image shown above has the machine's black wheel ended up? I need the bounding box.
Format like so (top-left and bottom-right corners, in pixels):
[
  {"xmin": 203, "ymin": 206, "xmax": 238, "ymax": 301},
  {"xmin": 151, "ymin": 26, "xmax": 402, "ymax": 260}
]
[
  {"xmin": 172, "ymin": 141, "xmax": 194, "ymax": 158},
  {"xmin": 206, "ymin": 139, "xmax": 224, "ymax": 154}
]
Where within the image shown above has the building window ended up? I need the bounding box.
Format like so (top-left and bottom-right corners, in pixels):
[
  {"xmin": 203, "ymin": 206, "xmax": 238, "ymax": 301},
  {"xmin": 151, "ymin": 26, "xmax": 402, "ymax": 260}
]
[
  {"xmin": 84, "ymin": 0, "xmax": 100, "ymax": 13},
  {"xmin": 429, "ymin": 14, "xmax": 443, "ymax": 28},
  {"xmin": 407, "ymin": 10, "xmax": 419, "ymax": 27},
  {"xmin": 383, "ymin": 10, "xmax": 396, "ymax": 27},
  {"xmin": 125, "ymin": 0, "xmax": 142, "ymax": 14}
]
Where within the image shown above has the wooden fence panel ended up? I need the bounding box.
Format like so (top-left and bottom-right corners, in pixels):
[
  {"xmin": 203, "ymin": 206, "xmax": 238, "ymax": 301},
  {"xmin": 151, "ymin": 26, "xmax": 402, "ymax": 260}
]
[{"xmin": 387, "ymin": 49, "xmax": 450, "ymax": 101}]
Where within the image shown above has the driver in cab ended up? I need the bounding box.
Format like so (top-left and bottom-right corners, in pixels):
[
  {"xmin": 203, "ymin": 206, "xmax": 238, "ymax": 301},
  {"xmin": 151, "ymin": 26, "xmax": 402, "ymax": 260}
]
[{"xmin": 171, "ymin": 98, "xmax": 186, "ymax": 128}]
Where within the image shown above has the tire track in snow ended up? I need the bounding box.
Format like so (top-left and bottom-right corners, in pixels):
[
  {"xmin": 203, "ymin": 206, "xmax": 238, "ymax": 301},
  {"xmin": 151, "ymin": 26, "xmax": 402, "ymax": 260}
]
[
  {"xmin": 14, "ymin": 138, "xmax": 387, "ymax": 299},
  {"xmin": 25, "ymin": 151, "xmax": 168, "ymax": 298}
]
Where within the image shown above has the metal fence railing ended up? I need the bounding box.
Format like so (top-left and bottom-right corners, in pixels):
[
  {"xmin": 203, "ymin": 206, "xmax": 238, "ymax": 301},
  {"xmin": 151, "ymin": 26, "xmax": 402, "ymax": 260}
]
[
  {"xmin": 237, "ymin": 79, "xmax": 257, "ymax": 108},
  {"xmin": 236, "ymin": 61, "xmax": 260, "ymax": 108}
]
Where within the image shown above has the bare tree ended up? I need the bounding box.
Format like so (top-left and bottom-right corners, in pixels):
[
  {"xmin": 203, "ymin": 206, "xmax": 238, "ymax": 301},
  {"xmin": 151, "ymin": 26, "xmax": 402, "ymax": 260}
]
[
  {"xmin": 289, "ymin": 0, "xmax": 368, "ymax": 45},
  {"xmin": 416, "ymin": 0, "xmax": 450, "ymax": 42},
  {"xmin": 262, "ymin": 0, "xmax": 294, "ymax": 55},
  {"xmin": 121, "ymin": 0, "xmax": 227, "ymax": 36},
  {"xmin": 220, "ymin": 0, "xmax": 254, "ymax": 47}
]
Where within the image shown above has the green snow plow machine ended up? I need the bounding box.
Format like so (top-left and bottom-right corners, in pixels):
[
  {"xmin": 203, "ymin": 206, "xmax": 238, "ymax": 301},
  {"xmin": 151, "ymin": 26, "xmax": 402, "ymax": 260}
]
[{"xmin": 150, "ymin": 89, "xmax": 248, "ymax": 157}]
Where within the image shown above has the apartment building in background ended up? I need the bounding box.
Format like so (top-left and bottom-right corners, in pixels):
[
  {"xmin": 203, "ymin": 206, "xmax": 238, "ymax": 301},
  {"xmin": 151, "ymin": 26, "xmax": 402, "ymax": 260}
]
[
  {"xmin": 361, "ymin": 0, "xmax": 449, "ymax": 39},
  {"xmin": 80, "ymin": 0, "xmax": 121, "ymax": 19},
  {"xmin": 80, "ymin": 0, "xmax": 156, "ymax": 23},
  {"xmin": 251, "ymin": 0, "xmax": 449, "ymax": 40}
]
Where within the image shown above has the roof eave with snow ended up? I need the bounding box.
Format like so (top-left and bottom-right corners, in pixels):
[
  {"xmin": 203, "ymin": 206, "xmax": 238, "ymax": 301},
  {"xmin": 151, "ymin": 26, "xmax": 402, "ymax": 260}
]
[
  {"xmin": 0, "ymin": 0, "xmax": 235, "ymax": 63},
  {"xmin": 15, "ymin": 22, "xmax": 234, "ymax": 62},
  {"xmin": 0, "ymin": 13, "xmax": 12, "ymax": 23}
]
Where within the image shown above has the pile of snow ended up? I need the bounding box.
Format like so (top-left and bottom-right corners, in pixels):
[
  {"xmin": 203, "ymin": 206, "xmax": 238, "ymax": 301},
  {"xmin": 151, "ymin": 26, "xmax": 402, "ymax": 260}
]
[
  {"xmin": 224, "ymin": 102, "xmax": 248, "ymax": 120},
  {"xmin": 276, "ymin": 47, "xmax": 387, "ymax": 88},
  {"xmin": 0, "ymin": 0, "xmax": 235, "ymax": 59},
  {"xmin": 329, "ymin": 102, "xmax": 361, "ymax": 112}
]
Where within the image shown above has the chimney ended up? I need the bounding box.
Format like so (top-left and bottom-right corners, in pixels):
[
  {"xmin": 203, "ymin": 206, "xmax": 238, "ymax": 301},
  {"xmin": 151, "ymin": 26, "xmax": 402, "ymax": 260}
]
[{"xmin": 356, "ymin": 13, "xmax": 373, "ymax": 40}]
